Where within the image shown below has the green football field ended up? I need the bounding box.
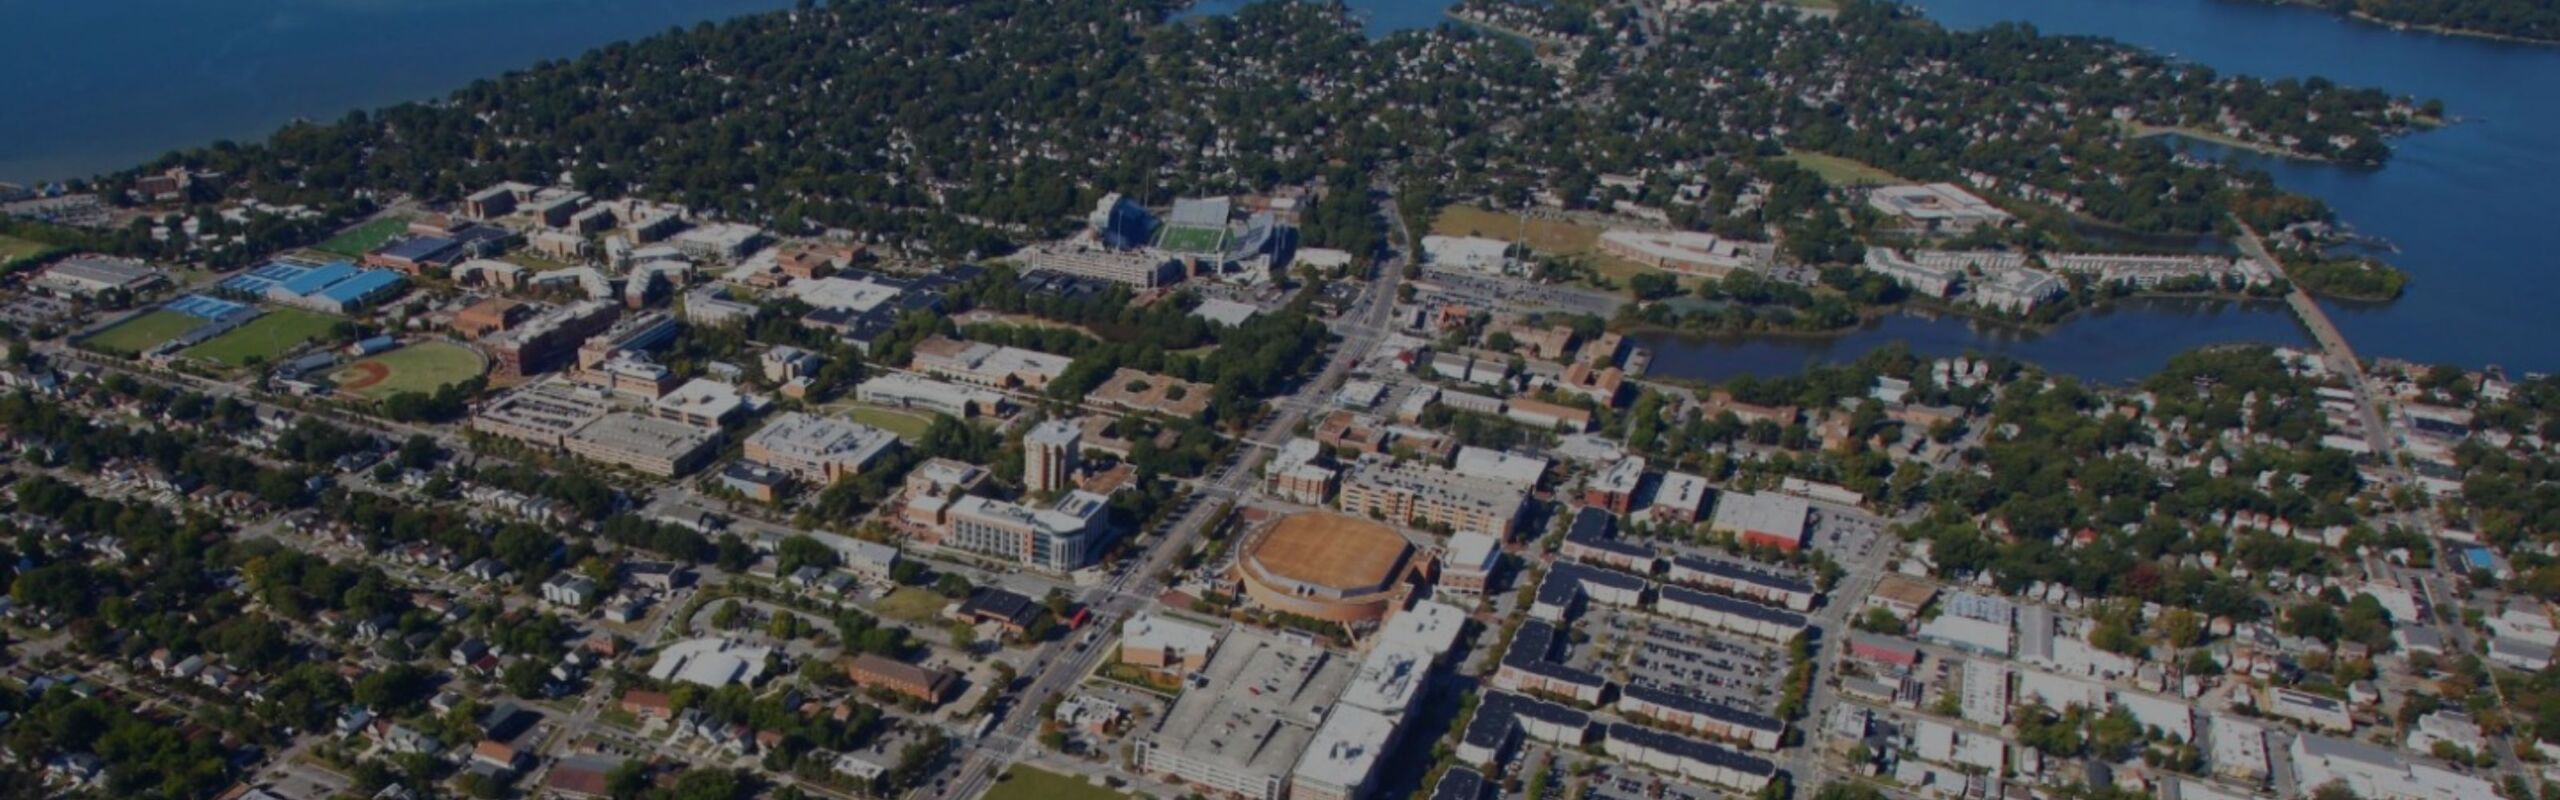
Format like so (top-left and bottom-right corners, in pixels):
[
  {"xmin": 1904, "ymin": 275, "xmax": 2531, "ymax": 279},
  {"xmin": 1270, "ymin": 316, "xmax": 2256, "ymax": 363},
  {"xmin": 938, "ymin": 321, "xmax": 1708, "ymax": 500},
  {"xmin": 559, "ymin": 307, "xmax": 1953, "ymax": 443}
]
[
  {"xmin": 1155, "ymin": 223, "xmax": 1227, "ymax": 253},
  {"xmin": 313, "ymin": 217, "xmax": 410, "ymax": 258},
  {"xmin": 83, "ymin": 310, "xmax": 205, "ymax": 355},
  {"xmin": 182, "ymin": 308, "xmax": 340, "ymax": 368}
]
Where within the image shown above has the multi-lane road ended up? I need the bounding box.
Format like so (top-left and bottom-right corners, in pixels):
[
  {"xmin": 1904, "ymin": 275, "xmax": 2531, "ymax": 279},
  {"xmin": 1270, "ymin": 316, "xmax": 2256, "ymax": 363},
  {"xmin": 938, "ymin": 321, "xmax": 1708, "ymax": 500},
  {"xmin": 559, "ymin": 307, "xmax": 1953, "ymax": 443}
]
[{"xmin": 923, "ymin": 190, "xmax": 1413, "ymax": 800}]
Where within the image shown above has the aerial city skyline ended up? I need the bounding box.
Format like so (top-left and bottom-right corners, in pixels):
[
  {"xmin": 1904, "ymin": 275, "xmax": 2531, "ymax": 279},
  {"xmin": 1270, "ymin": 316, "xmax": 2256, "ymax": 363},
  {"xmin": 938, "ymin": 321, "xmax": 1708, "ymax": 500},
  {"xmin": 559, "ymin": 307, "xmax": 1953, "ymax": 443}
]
[{"xmin": 0, "ymin": 2, "xmax": 2554, "ymax": 800}]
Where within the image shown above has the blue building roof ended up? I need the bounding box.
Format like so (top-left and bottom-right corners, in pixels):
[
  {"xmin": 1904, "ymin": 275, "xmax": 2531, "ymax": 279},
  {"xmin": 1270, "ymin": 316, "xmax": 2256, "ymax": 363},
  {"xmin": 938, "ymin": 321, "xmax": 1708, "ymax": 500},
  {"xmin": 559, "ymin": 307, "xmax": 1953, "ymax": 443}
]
[
  {"xmin": 275, "ymin": 262, "xmax": 360, "ymax": 296},
  {"xmin": 376, "ymin": 236, "xmax": 457, "ymax": 262},
  {"xmin": 314, "ymin": 270, "xmax": 405, "ymax": 305}
]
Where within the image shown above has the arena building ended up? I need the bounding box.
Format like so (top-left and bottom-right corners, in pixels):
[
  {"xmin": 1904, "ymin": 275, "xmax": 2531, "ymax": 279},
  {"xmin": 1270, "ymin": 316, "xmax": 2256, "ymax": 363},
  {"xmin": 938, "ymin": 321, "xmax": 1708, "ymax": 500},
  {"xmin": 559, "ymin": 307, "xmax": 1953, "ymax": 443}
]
[{"xmin": 1235, "ymin": 512, "xmax": 1416, "ymax": 624}]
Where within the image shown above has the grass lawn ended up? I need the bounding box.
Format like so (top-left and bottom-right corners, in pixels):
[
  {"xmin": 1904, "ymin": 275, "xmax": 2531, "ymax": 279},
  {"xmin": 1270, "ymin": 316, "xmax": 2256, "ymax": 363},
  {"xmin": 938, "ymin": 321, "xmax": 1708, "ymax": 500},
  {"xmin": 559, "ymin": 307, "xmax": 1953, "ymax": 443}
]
[
  {"xmin": 873, "ymin": 586, "xmax": 950, "ymax": 624},
  {"xmin": 0, "ymin": 234, "xmax": 55, "ymax": 267},
  {"xmin": 982, "ymin": 766, "xmax": 1129, "ymax": 800},
  {"xmin": 1098, "ymin": 660, "xmax": 1183, "ymax": 695},
  {"xmin": 313, "ymin": 217, "xmax": 410, "ymax": 258},
  {"xmin": 1430, "ymin": 205, "xmax": 1666, "ymax": 289},
  {"xmin": 182, "ymin": 307, "xmax": 340, "ymax": 368},
  {"xmin": 843, "ymin": 404, "xmax": 937, "ymax": 441},
  {"xmin": 84, "ymin": 310, "xmax": 204, "ymax": 355},
  {"xmin": 1778, "ymin": 151, "xmax": 1904, "ymax": 187},
  {"xmin": 1432, "ymin": 205, "xmax": 1603, "ymax": 254},
  {"xmin": 595, "ymin": 706, "xmax": 642, "ymax": 732},
  {"xmin": 336, "ymin": 340, "xmax": 486, "ymax": 398}
]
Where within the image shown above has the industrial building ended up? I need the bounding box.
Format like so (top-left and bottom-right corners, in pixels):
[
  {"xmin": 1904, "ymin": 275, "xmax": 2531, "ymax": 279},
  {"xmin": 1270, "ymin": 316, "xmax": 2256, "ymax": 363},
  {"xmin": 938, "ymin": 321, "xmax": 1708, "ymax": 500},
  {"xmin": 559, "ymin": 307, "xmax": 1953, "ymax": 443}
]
[{"xmin": 34, "ymin": 256, "xmax": 166, "ymax": 298}]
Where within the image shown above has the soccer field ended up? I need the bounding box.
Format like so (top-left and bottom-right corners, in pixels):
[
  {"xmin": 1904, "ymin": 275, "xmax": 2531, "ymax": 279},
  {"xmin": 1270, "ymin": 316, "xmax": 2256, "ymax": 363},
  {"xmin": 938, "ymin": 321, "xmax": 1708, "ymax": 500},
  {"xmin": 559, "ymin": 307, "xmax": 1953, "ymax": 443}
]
[
  {"xmin": 182, "ymin": 308, "xmax": 340, "ymax": 368},
  {"xmin": 1155, "ymin": 223, "xmax": 1227, "ymax": 253},
  {"xmin": 83, "ymin": 310, "xmax": 204, "ymax": 355},
  {"xmin": 336, "ymin": 341, "xmax": 487, "ymax": 398}
]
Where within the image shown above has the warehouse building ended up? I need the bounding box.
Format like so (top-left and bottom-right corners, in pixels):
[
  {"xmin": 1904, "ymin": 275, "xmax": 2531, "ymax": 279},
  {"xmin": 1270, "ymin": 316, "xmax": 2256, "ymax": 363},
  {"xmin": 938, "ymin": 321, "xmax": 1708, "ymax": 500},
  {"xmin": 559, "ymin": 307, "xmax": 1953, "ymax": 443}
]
[{"xmin": 34, "ymin": 256, "xmax": 166, "ymax": 298}]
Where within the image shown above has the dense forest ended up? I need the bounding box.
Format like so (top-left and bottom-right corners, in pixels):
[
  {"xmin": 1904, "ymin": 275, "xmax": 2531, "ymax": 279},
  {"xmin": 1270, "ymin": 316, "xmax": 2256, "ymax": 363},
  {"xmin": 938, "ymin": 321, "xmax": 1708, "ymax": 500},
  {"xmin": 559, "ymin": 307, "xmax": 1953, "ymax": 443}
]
[{"xmin": 94, "ymin": 0, "xmax": 2426, "ymax": 257}]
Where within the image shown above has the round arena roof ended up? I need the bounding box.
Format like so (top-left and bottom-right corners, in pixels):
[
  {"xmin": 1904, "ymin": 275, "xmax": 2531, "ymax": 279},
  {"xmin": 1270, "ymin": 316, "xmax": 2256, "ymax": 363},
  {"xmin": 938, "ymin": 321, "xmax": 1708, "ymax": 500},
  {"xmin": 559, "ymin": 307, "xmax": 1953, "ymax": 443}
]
[{"xmin": 1245, "ymin": 512, "xmax": 1413, "ymax": 594}]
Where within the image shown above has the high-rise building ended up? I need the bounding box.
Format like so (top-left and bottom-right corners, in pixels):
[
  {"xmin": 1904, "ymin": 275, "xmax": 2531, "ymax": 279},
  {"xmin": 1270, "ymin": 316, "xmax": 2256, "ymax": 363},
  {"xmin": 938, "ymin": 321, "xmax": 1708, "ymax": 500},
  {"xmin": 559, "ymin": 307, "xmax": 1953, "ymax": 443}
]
[{"xmin": 1023, "ymin": 418, "xmax": 1082, "ymax": 495}]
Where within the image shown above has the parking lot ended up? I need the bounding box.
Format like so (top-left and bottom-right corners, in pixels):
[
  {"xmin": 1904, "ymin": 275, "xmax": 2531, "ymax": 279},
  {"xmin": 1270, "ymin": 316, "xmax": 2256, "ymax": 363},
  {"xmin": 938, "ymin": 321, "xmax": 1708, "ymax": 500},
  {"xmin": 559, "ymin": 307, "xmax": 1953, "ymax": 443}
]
[
  {"xmin": 1808, "ymin": 505, "xmax": 1887, "ymax": 563},
  {"xmin": 1412, "ymin": 268, "xmax": 1625, "ymax": 318},
  {"xmin": 1582, "ymin": 764, "xmax": 1717, "ymax": 800},
  {"xmin": 1610, "ymin": 610, "xmax": 1787, "ymax": 715}
]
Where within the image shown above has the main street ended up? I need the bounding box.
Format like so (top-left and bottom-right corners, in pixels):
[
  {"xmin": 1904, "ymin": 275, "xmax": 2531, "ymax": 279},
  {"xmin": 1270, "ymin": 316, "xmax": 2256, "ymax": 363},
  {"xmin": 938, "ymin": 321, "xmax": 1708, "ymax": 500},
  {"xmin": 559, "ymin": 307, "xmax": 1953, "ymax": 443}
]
[{"xmin": 925, "ymin": 189, "xmax": 1413, "ymax": 800}]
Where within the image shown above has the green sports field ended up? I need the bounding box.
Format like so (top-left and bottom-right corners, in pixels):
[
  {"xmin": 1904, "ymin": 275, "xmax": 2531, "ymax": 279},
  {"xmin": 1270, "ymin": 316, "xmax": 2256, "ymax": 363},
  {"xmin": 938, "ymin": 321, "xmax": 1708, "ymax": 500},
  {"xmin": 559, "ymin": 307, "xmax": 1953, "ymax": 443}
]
[
  {"xmin": 0, "ymin": 234, "xmax": 56, "ymax": 267},
  {"xmin": 182, "ymin": 308, "xmax": 340, "ymax": 368},
  {"xmin": 313, "ymin": 217, "xmax": 410, "ymax": 258},
  {"xmin": 83, "ymin": 310, "xmax": 205, "ymax": 355},
  {"xmin": 1155, "ymin": 223, "xmax": 1227, "ymax": 253},
  {"xmin": 335, "ymin": 341, "xmax": 487, "ymax": 398},
  {"xmin": 1778, "ymin": 151, "xmax": 1905, "ymax": 187}
]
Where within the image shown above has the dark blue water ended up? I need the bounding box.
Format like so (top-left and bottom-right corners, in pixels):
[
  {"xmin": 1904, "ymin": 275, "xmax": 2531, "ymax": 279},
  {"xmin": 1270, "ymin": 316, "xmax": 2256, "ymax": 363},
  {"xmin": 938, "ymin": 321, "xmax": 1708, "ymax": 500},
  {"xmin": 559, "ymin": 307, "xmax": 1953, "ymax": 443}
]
[
  {"xmin": 1623, "ymin": 0, "xmax": 2560, "ymax": 382},
  {"xmin": 1913, "ymin": 0, "xmax": 2560, "ymax": 375},
  {"xmin": 1638, "ymin": 298, "xmax": 2309, "ymax": 385},
  {"xmin": 0, "ymin": 0, "xmax": 795, "ymax": 184},
  {"xmin": 1180, "ymin": 0, "xmax": 1464, "ymax": 36}
]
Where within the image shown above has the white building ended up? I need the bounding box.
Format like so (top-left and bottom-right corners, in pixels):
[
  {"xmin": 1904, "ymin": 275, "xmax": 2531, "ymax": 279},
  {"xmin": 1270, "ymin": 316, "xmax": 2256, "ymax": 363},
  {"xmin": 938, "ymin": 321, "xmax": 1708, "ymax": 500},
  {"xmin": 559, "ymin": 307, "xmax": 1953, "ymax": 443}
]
[{"xmin": 2291, "ymin": 733, "xmax": 2496, "ymax": 800}]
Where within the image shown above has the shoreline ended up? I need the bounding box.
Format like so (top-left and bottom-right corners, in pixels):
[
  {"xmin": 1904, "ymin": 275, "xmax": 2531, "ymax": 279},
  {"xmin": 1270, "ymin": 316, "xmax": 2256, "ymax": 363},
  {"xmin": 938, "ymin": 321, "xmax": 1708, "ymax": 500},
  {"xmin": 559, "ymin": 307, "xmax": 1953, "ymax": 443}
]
[
  {"xmin": 1615, "ymin": 289, "xmax": 2295, "ymax": 342},
  {"xmin": 2234, "ymin": 0, "xmax": 2560, "ymax": 47},
  {"xmin": 2123, "ymin": 122, "xmax": 2328, "ymax": 162}
]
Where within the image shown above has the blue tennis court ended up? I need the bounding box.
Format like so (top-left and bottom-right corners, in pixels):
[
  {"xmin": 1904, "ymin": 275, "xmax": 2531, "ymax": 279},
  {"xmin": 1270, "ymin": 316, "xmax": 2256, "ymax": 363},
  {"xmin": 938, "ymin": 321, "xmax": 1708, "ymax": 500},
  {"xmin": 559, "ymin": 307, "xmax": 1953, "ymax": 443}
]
[{"xmin": 166, "ymin": 294, "xmax": 248, "ymax": 320}]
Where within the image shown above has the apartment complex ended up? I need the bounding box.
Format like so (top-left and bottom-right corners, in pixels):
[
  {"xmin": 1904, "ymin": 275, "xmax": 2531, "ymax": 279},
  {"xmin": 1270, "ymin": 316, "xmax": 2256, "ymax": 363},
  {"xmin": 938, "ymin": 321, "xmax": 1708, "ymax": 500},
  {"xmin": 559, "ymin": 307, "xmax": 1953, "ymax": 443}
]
[{"xmin": 1337, "ymin": 455, "xmax": 1527, "ymax": 538}]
